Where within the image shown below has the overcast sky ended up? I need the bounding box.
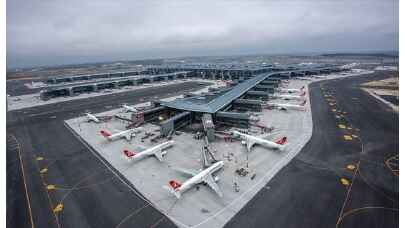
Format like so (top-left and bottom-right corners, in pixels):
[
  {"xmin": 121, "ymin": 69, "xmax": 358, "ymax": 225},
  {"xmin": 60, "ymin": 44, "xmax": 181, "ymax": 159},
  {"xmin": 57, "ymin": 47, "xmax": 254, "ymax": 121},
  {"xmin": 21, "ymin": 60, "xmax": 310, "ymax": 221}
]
[{"xmin": 7, "ymin": 0, "xmax": 398, "ymax": 68}]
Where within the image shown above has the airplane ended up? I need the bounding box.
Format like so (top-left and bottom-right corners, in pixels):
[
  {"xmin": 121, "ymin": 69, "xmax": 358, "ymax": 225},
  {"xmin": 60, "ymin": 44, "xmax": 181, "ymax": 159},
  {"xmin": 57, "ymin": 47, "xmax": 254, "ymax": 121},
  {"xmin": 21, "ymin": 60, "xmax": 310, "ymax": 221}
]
[
  {"xmin": 123, "ymin": 140, "xmax": 174, "ymax": 162},
  {"xmin": 313, "ymin": 75, "xmax": 327, "ymax": 79},
  {"xmin": 296, "ymin": 77, "xmax": 312, "ymax": 81},
  {"xmin": 100, "ymin": 127, "xmax": 143, "ymax": 141},
  {"xmin": 277, "ymin": 86, "xmax": 305, "ymax": 94},
  {"xmin": 122, "ymin": 104, "xmax": 138, "ymax": 113},
  {"xmin": 267, "ymin": 100, "xmax": 307, "ymax": 111},
  {"xmin": 272, "ymin": 91, "xmax": 306, "ymax": 101},
  {"xmin": 164, "ymin": 161, "xmax": 224, "ymax": 199},
  {"xmin": 231, "ymin": 130, "xmax": 287, "ymax": 152},
  {"xmin": 85, "ymin": 113, "xmax": 100, "ymax": 123}
]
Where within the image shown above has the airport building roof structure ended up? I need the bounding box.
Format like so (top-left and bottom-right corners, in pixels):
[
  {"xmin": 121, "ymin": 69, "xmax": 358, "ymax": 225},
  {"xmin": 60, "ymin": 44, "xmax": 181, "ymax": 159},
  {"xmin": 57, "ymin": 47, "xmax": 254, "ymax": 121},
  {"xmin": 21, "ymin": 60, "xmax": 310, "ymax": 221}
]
[
  {"xmin": 45, "ymin": 69, "xmax": 152, "ymax": 84},
  {"xmin": 160, "ymin": 72, "xmax": 272, "ymax": 113},
  {"xmin": 149, "ymin": 63, "xmax": 341, "ymax": 76},
  {"xmin": 153, "ymin": 64, "xmax": 275, "ymax": 71},
  {"xmin": 160, "ymin": 66, "xmax": 341, "ymax": 113},
  {"xmin": 42, "ymin": 71, "xmax": 190, "ymax": 92}
]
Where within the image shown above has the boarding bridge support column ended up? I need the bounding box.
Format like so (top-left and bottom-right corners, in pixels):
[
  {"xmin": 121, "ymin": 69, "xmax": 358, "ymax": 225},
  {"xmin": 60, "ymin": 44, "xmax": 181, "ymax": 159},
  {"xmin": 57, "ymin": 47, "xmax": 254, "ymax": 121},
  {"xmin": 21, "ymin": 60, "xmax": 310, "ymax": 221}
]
[{"xmin": 202, "ymin": 114, "xmax": 215, "ymax": 142}]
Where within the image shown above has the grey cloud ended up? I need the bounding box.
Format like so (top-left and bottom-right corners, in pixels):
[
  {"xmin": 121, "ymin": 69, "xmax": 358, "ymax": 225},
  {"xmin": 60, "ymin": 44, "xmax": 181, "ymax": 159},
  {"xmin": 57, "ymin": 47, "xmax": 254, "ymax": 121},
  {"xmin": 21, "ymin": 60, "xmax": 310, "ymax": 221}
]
[{"xmin": 7, "ymin": 0, "xmax": 399, "ymax": 68}]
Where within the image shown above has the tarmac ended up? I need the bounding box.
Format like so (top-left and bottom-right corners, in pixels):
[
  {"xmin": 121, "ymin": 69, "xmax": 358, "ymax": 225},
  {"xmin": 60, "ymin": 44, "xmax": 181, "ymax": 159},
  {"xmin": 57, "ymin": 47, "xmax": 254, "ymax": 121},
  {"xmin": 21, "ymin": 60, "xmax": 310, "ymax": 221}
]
[
  {"xmin": 65, "ymin": 78, "xmax": 312, "ymax": 228},
  {"xmin": 7, "ymin": 81, "xmax": 209, "ymax": 228},
  {"xmin": 6, "ymin": 69, "xmax": 398, "ymax": 228},
  {"xmin": 225, "ymin": 70, "xmax": 398, "ymax": 228},
  {"xmin": 7, "ymin": 78, "xmax": 214, "ymax": 111},
  {"xmin": 63, "ymin": 69, "xmax": 373, "ymax": 228}
]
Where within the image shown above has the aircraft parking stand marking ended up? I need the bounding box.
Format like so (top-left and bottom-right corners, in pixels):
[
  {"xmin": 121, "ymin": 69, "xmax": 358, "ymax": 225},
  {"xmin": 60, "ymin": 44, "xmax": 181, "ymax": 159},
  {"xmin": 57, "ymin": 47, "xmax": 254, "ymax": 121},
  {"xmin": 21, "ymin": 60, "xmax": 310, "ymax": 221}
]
[
  {"xmin": 47, "ymin": 185, "xmax": 56, "ymax": 190},
  {"xmin": 114, "ymin": 203, "xmax": 151, "ymax": 228},
  {"xmin": 338, "ymin": 124, "xmax": 346, "ymax": 129},
  {"xmin": 40, "ymin": 168, "xmax": 48, "ymax": 174},
  {"xmin": 32, "ymin": 149, "xmax": 62, "ymax": 228},
  {"xmin": 384, "ymin": 155, "xmax": 399, "ymax": 177},
  {"xmin": 336, "ymin": 160, "xmax": 361, "ymax": 227},
  {"xmin": 53, "ymin": 204, "xmax": 64, "ymax": 213},
  {"xmin": 346, "ymin": 164, "xmax": 356, "ymax": 171},
  {"xmin": 340, "ymin": 178, "xmax": 350, "ymax": 186}
]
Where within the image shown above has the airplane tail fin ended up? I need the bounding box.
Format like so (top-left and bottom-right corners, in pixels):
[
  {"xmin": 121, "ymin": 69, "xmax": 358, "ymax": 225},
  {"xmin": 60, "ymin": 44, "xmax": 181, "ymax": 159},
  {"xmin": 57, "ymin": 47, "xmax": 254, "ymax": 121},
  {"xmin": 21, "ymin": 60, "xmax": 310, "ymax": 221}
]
[
  {"xmin": 100, "ymin": 130, "xmax": 111, "ymax": 138},
  {"xmin": 163, "ymin": 180, "xmax": 182, "ymax": 199},
  {"xmin": 300, "ymin": 100, "xmax": 307, "ymax": 106},
  {"xmin": 275, "ymin": 136, "xmax": 287, "ymax": 145},
  {"xmin": 300, "ymin": 91, "xmax": 306, "ymax": 96},
  {"xmin": 123, "ymin": 149, "xmax": 137, "ymax": 158},
  {"xmin": 301, "ymin": 86, "xmax": 305, "ymax": 91},
  {"xmin": 153, "ymin": 149, "xmax": 164, "ymax": 162}
]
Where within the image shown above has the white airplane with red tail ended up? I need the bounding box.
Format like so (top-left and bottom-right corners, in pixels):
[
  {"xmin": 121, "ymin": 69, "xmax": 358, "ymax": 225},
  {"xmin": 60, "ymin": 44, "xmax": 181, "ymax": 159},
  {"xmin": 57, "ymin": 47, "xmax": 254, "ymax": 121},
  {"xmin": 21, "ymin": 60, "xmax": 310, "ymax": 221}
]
[
  {"xmin": 123, "ymin": 140, "xmax": 174, "ymax": 162},
  {"xmin": 232, "ymin": 131, "xmax": 287, "ymax": 152},
  {"xmin": 164, "ymin": 161, "xmax": 224, "ymax": 199},
  {"xmin": 100, "ymin": 127, "xmax": 143, "ymax": 141}
]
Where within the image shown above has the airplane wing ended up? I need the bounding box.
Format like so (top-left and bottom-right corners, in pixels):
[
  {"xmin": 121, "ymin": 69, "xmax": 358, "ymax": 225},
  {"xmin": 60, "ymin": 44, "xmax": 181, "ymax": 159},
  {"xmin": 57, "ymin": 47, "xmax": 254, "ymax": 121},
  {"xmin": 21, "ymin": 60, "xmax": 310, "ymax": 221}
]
[
  {"xmin": 203, "ymin": 174, "xmax": 223, "ymax": 197},
  {"xmin": 153, "ymin": 150, "xmax": 164, "ymax": 162},
  {"xmin": 173, "ymin": 167, "xmax": 198, "ymax": 177}
]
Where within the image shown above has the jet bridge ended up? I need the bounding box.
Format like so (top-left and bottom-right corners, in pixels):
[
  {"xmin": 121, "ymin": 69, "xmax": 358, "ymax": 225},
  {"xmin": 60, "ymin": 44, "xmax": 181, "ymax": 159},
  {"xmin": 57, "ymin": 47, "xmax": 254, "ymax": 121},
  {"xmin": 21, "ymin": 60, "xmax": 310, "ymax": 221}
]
[
  {"xmin": 160, "ymin": 111, "xmax": 192, "ymax": 136},
  {"xmin": 215, "ymin": 111, "xmax": 251, "ymax": 128}
]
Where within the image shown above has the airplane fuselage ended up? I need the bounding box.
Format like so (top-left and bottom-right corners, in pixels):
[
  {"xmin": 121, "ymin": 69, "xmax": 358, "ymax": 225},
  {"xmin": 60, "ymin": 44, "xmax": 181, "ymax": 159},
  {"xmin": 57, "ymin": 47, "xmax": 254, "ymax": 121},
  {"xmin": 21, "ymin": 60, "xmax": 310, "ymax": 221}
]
[
  {"xmin": 86, "ymin": 113, "xmax": 100, "ymax": 123},
  {"xmin": 101, "ymin": 127, "xmax": 143, "ymax": 141},
  {"xmin": 128, "ymin": 140, "xmax": 174, "ymax": 162},
  {"xmin": 232, "ymin": 131, "xmax": 285, "ymax": 151},
  {"xmin": 268, "ymin": 102, "xmax": 305, "ymax": 110},
  {"xmin": 123, "ymin": 105, "xmax": 137, "ymax": 112},
  {"xmin": 278, "ymin": 88, "xmax": 300, "ymax": 93},
  {"xmin": 175, "ymin": 161, "xmax": 224, "ymax": 195}
]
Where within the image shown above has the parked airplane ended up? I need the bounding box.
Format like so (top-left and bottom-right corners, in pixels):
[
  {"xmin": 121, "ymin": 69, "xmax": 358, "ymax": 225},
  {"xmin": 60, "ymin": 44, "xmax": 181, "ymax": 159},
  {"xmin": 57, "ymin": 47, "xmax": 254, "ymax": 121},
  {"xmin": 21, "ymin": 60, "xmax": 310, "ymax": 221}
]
[
  {"xmin": 277, "ymin": 86, "xmax": 305, "ymax": 94},
  {"xmin": 272, "ymin": 91, "xmax": 306, "ymax": 101},
  {"xmin": 122, "ymin": 104, "xmax": 138, "ymax": 113},
  {"xmin": 231, "ymin": 131, "xmax": 287, "ymax": 152},
  {"xmin": 164, "ymin": 161, "xmax": 224, "ymax": 199},
  {"xmin": 123, "ymin": 140, "xmax": 174, "ymax": 162},
  {"xmin": 267, "ymin": 100, "xmax": 307, "ymax": 111},
  {"xmin": 85, "ymin": 113, "xmax": 100, "ymax": 123},
  {"xmin": 313, "ymin": 75, "xmax": 327, "ymax": 79},
  {"xmin": 100, "ymin": 127, "xmax": 143, "ymax": 141},
  {"xmin": 296, "ymin": 77, "xmax": 312, "ymax": 81}
]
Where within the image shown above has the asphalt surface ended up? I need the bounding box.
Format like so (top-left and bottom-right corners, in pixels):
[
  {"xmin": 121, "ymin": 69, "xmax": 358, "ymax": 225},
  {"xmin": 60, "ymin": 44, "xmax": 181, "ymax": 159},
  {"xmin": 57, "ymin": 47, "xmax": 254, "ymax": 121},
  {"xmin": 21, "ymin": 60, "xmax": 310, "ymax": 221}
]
[
  {"xmin": 225, "ymin": 71, "xmax": 398, "ymax": 228},
  {"xmin": 7, "ymin": 81, "xmax": 208, "ymax": 228},
  {"xmin": 7, "ymin": 72, "xmax": 399, "ymax": 228}
]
